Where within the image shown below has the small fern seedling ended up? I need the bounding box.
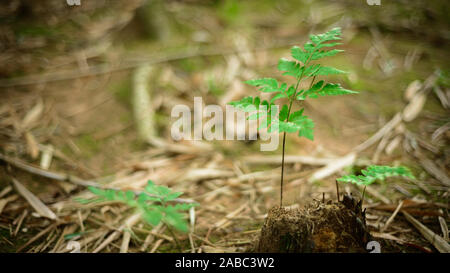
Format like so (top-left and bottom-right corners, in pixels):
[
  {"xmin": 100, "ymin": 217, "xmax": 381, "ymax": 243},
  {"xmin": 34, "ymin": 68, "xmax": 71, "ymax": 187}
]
[
  {"xmin": 78, "ymin": 180, "xmax": 197, "ymax": 233},
  {"xmin": 337, "ymin": 165, "xmax": 415, "ymax": 201},
  {"xmin": 228, "ymin": 27, "xmax": 358, "ymax": 206},
  {"xmin": 337, "ymin": 165, "xmax": 415, "ymax": 186}
]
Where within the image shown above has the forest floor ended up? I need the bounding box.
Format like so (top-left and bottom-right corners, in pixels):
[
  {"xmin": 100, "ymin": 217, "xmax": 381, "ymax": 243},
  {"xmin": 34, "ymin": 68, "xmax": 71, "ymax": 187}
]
[{"xmin": 0, "ymin": 0, "xmax": 448, "ymax": 253}]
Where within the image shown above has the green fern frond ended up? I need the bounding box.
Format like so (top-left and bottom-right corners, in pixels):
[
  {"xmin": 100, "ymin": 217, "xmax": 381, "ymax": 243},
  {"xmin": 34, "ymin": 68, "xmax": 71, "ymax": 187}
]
[
  {"xmin": 337, "ymin": 165, "xmax": 415, "ymax": 186},
  {"xmin": 228, "ymin": 27, "xmax": 357, "ymax": 139},
  {"xmin": 78, "ymin": 180, "xmax": 197, "ymax": 233}
]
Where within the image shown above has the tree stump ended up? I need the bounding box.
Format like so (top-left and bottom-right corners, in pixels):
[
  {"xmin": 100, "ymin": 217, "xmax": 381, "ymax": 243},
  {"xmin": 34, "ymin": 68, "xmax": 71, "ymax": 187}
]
[{"xmin": 257, "ymin": 196, "xmax": 371, "ymax": 253}]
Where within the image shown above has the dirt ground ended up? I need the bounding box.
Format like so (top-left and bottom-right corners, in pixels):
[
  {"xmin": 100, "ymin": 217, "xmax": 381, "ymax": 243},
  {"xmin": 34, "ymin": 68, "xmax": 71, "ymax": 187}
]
[{"xmin": 0, "ymin": 0, "xmax": 448, "ymax": 253}]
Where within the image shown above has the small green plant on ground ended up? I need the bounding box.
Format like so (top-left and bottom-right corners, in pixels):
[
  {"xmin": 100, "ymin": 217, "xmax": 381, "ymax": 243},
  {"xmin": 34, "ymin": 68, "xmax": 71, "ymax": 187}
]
[
  {"xmin": 337, "ymin": 165, "xmax": 415, "ymax": 186},
  {"xmin": 228, "ymin": 27, "xmax": 358, "ymax": 206},
  {"xmin": 78, "ymin": 180, "xmax": 197, "ymax": 233},
  {"xmin": 337, "ymin": 165, "xmax": 415, "ymax": 202}
]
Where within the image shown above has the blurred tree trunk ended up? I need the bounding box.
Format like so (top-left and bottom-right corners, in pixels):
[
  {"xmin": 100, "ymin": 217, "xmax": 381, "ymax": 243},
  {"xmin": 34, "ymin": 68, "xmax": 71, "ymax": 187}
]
[{"xmin": 136, "ymin": 0, "xmax": 172, "ymax": 41}]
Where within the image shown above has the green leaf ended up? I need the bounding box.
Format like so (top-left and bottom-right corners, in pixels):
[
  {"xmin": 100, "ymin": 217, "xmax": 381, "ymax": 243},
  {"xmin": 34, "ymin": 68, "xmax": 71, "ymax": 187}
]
[
  {"xmin": 279, "ymin": 104, "xmax": 289, "ymax": 121},
  {"xmin": 64, "ymin": 232, "xmax": 85, "ymax": 240},
  {"xmin": 311, "ymin": 49, "xmax": 344, "ymax": 60},
  {"xmin": 145, "ymin": 181, "xmax": 157, "ymax": 195},
  {"xmin": 105, "ymin": 189, "xmax": 117, "ymax": 201},
  {"xmin": 302, "ymin": 28, "xmax": 344, "ymax": 61},
  {"xmin": 291, "ymin": 46, "xmax": 309, "ymax": 64},
  {"xmin": 166, "ymin": 191, "xmax": 183, "ymax": 201},
  {"xmin": 155, "ymin": 185, "xmax": 171, "ymax": 197},
  {"xmin": 304, "ymin": 41, "xmax": 315, "ymax": 53},
  {"xmin": 116, "ymin": 191, "xmax": 126, "ymax": 201},
  {"xmin": 125, "ymin": 191, "xmax": 135, "ymax": 201},
  {"xmin": 142, "ymin": 209, "xmax": 163, "ymax": 226},
  {"xmin": 278, "ymin": 121, "xmax": 298, "ymax": 133},
  {"xmin": 88, "ymin": 186, "xmax": 105, "ymax": 196},
  {"xmin": 247, "ymin": 112, "xmax": 264, "ymax": 120},
  {"xmin": 80, "ymin": 179, "xmax": 193, "ymax": 234},
  {"xmin": 337, "ymin": 165, "xmax": 415, "ymax": 186},
  {"xmin": 272, "ymin": 110, "xmax": 315, "ymax": 140},
  {"xmin": 303, "ymin": 82, "xmax": 358, "ymax": 98},
  {"xmin": 137, "ymin": 193, "xmax": 150, "ymax": 205},
  {"xmin": 257, "ymin": 101, "xmax": 275, "ymax": 130},
  {"xmin": 278, "ymin": 58, "xmax": 301, "ymax": 78},
  {"xmin": 297, "ymin": 80, "xmax": 324, "ymax": 100},
  {"xmin": 289, "ymin": 108, "xmax": 304, "ymax": 120},
  {"xmin": 286, "ymin": 86, "xmax": 296, "ymax": 97},
  {"xmin": 270, "ymin": 92, "xmax": 288, "ymax": 103},
  {"xmin": 174, "ymin": 203, "xmax": 198, "ymax": 210},
  {"xmin": 302, "ymin": 64, "xmax": 321, "ymax": 77},
  {"xmin": 164, "ymin": 206, "xmax": 188, "ymax": 232},
  {"xmin": 309, "ymin": 27, "xmax": 342, "ymax": 45},
  {"xmin": 245, "ymin": 78, "xmax": 285, "ymax": 93},
  {"xmin": 310, "ymin": 66, "xmax": 348, "ymax": 76},
  {"xmin": 316, "ymin": 83, "xmax": 358, "ymax": 97},
  {"xmin": 228, "ymin": 96, "xmax": 261, "ymax": 112},
  {"xmin": 363, "ymin": 165, "xmax": 415, "ymax": 180},
  {"xmin": 336, "ymin": 175, "xmax": 373, "ymax": 186},
  {"xmin": 289, "ymin": 113, "xmax": 314, "ymax": 140},
  {"xmin": 315, "ymin": 42, "xmax": 343, "ymax": 50}
]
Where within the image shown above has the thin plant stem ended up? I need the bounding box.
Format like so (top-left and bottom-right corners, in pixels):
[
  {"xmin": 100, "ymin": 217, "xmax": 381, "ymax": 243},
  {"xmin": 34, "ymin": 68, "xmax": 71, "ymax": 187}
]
[
  {"xmin": 165, "ymin": 223, "xmax": 182, "ymax": 252},
  {"xmin": 335, "ymin": 180, "xmax": 340, "ymax": 202},
  {"xmin": 279, "ymin": 66, "xmax": 316, "ymax": 207},
  {"xmin": 280, "ymin": 131, "xmax": 287, "ymax": 207}
]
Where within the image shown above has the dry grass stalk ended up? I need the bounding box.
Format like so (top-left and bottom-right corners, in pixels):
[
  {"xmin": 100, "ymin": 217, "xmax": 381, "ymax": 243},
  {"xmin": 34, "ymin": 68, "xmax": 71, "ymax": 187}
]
[
  {"xmin": 0, "ymin": 185, "xmax": 12, "ymax": 198},
  {"xmin": 214, "ymin": 203, "xmax": 248, "ymax": 229},
  {"xmin": 308, "ymin": 152, "xmax": 356, "ymax": 183},
  {"xmin": 372, "ymin": 130, "xmax": 393, "ymax": 163},
  {"xmin": 354, "ymin": 113, "xmax": 402, "ymax": 153},
  {"xmin": 438, "ymin": 216, "xmax": 449, "ymax": 242},
  {"xmin": 24, "ymin": 132, "xmax": 39, "ymax": 159},
  {"xmin": 13, "ymin": 209, "xmax": 28, "ymax": 236},
  {"xmin": 0, "ymin": 199, "xmax": 8, "ymax": 215},
  {"xmin": 93, "ymin": 213, "xmax": 141, "ymax": 253},
  {"xmin": 418, "ymin": 157, "xmax": 450, "ymax": 187},
  {"xmin": 12, "ymin": 178, "xmax": 57, "ymax": 220},
  {"xmin": 150, "ymin": 239, "xmax": 164, "ymax": 253},
  {"xmin": 139, "ymin": 224, "xmax": 164, "ymax": 252},
  {"xmin": 17, "ymin": 223, "xmax": 58, "ymax": 252},
  {"xmin": 120, "ymin": 230, "xmax": 132, "ymax": 253},
  {"xmin": 21, "ymin": 99, "xmax": 44, "ymax": 130},
  {"xmin": 380, "ymin": 200, "xmax": 404, "ymax": 232},
  {"xmin": 403, "ymin": 211, "xmax": 450, "ymax": 253},
  {"xmin": 39, "ymin": 144, "xmax": 54, "ymax": 170},
  {"xmin": 243, "ymin": 155, "xmax": 336, "ymax": 165}
]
